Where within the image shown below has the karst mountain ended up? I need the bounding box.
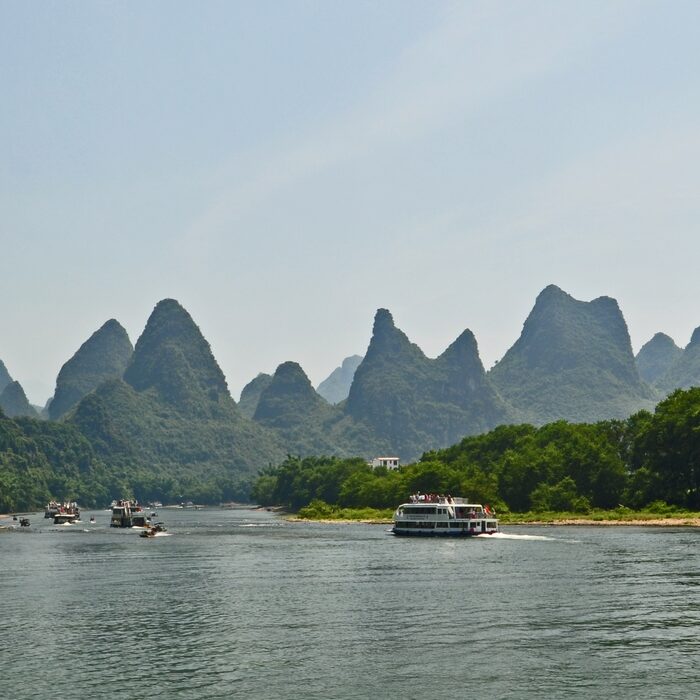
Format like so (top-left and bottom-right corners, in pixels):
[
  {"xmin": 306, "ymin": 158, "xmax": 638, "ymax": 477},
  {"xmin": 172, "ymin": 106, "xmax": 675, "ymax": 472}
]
[
  {"xmin": 489, "ymin": 285, "xmax": 656, "ymax": 424},
  {"xmin": 48, "ymin": 319, "xmax": 133, "ymax": 420}
]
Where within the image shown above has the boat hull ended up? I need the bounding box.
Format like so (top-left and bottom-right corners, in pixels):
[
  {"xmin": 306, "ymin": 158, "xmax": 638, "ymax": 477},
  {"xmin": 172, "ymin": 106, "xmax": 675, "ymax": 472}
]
[{"xmin": 392, "ymin": 525, "xmax": 498, "ymax": 536}]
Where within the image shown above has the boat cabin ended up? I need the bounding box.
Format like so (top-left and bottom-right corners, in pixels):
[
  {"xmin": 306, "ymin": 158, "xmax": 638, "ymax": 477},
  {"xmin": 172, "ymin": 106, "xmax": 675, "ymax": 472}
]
[{"xmin": 110, "ymin": 500, "xmax": 151, "ymax": 528}]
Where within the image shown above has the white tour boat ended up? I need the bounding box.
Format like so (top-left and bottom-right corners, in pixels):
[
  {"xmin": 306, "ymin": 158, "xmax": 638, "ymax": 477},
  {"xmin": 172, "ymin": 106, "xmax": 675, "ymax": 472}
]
[
  {"xmin": 110, "ymin": 500, "xmax": 152, "ymax": 529},
  {"xmin": 392, "ymin": 495, "xmax": 498, "ymax": 536},
  {"xmin": 51, "ymin": 502, "xmax": 81, "ymax": 525}
]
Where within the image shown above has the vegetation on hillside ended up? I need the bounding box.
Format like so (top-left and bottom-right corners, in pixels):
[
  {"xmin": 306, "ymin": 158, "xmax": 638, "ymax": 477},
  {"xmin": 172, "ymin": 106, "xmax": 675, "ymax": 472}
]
[
  {"xmin": 656, "ymin": 327, "xmax": 700, "ymax": 393},
  {"xmin": 490, "ymin": 285, "xmax": 657, "ymax": 424},
  {"xmin": 3, "ymin": 385, "xmax": 700, "ymax": 516},
  {"xmin": 0, "ymin": 380, "xmax": 38, "ymax": 418},
  {"xmin": 635, "ymin": 332, "xmax": 682, "ymax": 386},
  {"xmin": 48, "ymin": 318, "xmax": 133, "ymax": 420},
  {"xmin": 6, "ymin": 292, "xmax": 700, "ymax": 516},
  {"xmin": 252, "ymin": 360, "xmax": 388, "ymax": 457},
  {"xmin": 0, "ymin": 403, "xmax": 263, "ymax": 512},
  {"xmin": 253, "ymin": 388, "xmax": 700, "ymax": 514},
  {"xmin": 344, "ymin": 309, "xmax": 511, "ymax": 461}
]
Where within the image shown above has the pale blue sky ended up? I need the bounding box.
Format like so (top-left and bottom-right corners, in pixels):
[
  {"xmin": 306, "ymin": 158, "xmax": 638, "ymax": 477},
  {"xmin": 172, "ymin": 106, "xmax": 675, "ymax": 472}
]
[{"xmin": 2, "ymin": 0, "xmax": 700, "ymax": 404}]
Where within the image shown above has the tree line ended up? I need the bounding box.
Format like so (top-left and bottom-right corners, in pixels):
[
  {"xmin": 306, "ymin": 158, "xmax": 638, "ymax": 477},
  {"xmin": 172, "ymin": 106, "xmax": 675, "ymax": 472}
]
[
  {"xmin": 252, "ymin": 388, "xmax": 700, "ymax": 513},
  {"xmin": 0, "ymin": 409, "xmax": 254, "ymax": 512},
  {"xmin": 3, "ymin": 387, "xmax": 700, "ymax": 514}
]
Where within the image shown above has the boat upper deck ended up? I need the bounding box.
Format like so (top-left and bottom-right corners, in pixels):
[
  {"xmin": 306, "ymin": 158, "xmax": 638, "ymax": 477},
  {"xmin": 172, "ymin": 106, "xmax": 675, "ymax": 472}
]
[{"xmin": 395, "ymin": 495, "xmax": 496, "ymax": 521}]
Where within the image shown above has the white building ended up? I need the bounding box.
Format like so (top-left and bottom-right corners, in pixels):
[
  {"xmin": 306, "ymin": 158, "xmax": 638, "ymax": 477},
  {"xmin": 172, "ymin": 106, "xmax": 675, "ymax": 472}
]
[{"xmin": 370, "ymin": 456, "xmax": 400, "ymax": 470}]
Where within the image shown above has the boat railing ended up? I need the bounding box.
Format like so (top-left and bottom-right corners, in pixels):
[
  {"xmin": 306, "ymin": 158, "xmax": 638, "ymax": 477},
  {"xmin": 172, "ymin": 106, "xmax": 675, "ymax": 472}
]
[
  {"xmin": 398, "ymin": 512, "xmax": 485, "ymax": 521},
  {"xmin": 407, "ymin": 496, "xmax": 477, "ymax": 506}
]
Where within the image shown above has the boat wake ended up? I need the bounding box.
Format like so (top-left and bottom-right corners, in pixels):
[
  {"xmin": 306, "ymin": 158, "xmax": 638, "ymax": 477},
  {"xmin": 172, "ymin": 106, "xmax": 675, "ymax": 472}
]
[{"xmin": 476, "ymin": 532, "xmax": 560, "ymax": 542}]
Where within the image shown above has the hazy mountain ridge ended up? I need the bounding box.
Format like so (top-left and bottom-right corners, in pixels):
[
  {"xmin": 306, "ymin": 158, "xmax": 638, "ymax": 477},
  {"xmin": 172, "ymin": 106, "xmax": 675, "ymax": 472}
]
[
  {"xmin": 654, "ymin": 327, "xmax": 700, "ymax": 394},
  {"xmin": 70, "ymin": 299, "xmax": 285, "ymax": 483},
  {"xmin": 0, "ymin": 380, "xmax": 38, "ymax": 418},
  {"xmin": 0, "ymin": 360, "xmax": 11, "ymax": 394},
  {"xmin": 0, "ymin": 361, "xmax": 37, "ymax": 418},
  {"xmin": 316, "ymin": 355, "xmax": 363, "ymax": 404},
  {"xmin": 252, "ymin": 361, "xmax": 388, "ymax": 457},
  {"xmin": 8, "ymin": 285, "xmax": 700, "ymax": 501},
  {"xmin": 238, "ymin": 373, "xmax": 273, "ymax": 418},
  {"xmin": 635, "ymin": 332, "xmax": 682, "ymax": 386},
  {"xmin": 344, "ymin": 309, "xmax": 512, "ymax": 460}
]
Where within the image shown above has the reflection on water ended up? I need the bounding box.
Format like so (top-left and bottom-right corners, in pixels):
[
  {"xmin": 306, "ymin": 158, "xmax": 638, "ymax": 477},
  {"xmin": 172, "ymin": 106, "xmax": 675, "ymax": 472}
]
[{"xmin": 2, "ymin": 510, "xmax": 700, "ymax": 699}]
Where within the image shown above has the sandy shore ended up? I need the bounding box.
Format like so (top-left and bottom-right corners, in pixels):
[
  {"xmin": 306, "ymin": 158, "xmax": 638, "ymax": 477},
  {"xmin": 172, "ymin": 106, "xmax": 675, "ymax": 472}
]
[
  {"xmin": 289, "ymin": 516, "xmax": 700, "ymax": 527},
  {"xmin": 508, "ymin": 518, "xmax": 700, "ymax": 527},
  {"xmin": 288, "ymin": 517, "xmax": 393, "ymax": 525}
]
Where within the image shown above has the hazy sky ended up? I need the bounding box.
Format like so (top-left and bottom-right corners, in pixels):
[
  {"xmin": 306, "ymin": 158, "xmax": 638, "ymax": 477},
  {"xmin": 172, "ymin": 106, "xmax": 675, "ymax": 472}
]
[{"xmin": 2, "ymin": 0, "xmax": 700, "ymax": 405}]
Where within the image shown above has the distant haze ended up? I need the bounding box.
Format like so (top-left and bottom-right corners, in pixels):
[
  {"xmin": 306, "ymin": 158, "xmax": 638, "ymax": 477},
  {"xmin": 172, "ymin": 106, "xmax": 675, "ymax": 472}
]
[{"xmin": 2, "ymin": 1, "xmax": 700, "ymax": 404}]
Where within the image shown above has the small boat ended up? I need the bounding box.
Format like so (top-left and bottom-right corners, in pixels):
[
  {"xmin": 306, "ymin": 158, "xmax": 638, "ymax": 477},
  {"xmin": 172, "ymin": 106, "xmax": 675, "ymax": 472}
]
[
  {"xmin": 110, "ymin": 499, "xmax": 151, "ymax": 529},
  {"xmin": 19, "ymin": 517, "xmax": 31, "ymax": 527},
  {"xmin": 139, "ymin": 523, "xmax": 167, "ymax": 538},
  {"xmin": 392, "ymin": 495, "xmax": 499, "ymax": 536}
]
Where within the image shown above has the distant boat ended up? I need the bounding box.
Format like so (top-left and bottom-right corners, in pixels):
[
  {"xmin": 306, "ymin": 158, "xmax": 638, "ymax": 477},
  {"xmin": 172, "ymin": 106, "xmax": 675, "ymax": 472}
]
[
  {"xmin": 52, "ymin": 502, "xmax": 81, "ymax": 525},
  {"xmin": 110, "ymin": 500, "xmax": 152, "ymax": 529},
  {"xmin": 54, "ymin": 512, "xmax": 80, "ymax": 525},
  {"xmin": 139, "ymin": 523, "xmax": 167, "ymax": 538},
  {"xmin": 45, "ymin": 500, "xmax": 79, "ymax": 519}
]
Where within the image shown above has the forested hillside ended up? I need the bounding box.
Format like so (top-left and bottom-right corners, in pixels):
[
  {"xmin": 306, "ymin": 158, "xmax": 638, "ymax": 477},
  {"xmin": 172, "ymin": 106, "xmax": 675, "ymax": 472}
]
[
  {"xmin": 253, "ymin": 388, "xmax": 700, "ymax": 514},
  {"xmin": 48, "ymin": 319, "xmax": 133, "ymax": 420},
  {"xmin": 0, "ymin": 407, "xmax": 107, "ymax": 512},
  {"xmin": 5, "ymin": 287, "xmax": 700, "ymax": 514},
  {"xmin": 344, "ymin": 309, "xmax": 512, "ymax": 460},
  {"xmin": 68, "ymin": 299, "xmax": 285, "ymax": 496}
]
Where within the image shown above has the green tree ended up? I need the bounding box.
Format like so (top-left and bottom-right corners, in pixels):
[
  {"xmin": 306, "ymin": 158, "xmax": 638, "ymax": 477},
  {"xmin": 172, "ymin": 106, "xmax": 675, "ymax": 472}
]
[{"xmin": 636, "ymin": 389, "xmax": 700, "ymax": 508}]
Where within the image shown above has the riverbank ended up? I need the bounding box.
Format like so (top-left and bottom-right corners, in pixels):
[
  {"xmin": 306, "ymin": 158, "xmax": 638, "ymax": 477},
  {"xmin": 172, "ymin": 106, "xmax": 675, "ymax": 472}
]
[
  {"xmin": 288, "ymin": 516, "xmax": 700, "ymax": 526},
  {"xmin": 504, "ymin": 517, "xmax": 700, "ymax": 527},
  {"xmin": 288, "ymin": 516, "xmax": 393, "ymax": 525},
  {"xmin": 289, "ymin": 506, "xmax": 700, "ymax": 526}
]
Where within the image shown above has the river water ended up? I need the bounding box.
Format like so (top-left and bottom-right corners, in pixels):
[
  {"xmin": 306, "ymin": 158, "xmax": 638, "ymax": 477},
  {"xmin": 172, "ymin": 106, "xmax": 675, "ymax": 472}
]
[{"xmin": 2, "ymin": 508, "xmax": 699, "ymax": 699}]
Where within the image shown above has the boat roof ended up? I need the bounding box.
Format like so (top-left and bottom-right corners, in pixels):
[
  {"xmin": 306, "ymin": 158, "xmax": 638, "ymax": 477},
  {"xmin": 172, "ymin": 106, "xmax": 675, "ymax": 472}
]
[{"xmin": 400, "ymin": 500, "xmax": 485, "ymax": 508}]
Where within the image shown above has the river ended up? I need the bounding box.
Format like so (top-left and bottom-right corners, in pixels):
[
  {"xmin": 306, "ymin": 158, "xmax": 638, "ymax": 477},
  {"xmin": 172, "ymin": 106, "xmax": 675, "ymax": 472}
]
[{"xmin": 2, "ymin": 508, "xmax": 699, "ymax": 699}]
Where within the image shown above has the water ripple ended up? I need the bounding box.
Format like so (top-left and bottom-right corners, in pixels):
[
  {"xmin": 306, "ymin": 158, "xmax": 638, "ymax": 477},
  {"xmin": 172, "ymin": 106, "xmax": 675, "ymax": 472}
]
[{"xmin": 3, "ymin": 516, "xmax": 700, "ymax": 698}]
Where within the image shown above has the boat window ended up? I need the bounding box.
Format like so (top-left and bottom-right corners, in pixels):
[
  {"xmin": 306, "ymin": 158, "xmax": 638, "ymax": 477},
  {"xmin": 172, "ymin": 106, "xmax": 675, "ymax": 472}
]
[{"xmin": 405, "ymin": 506, "xmax": 437, "ymax": 515}]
